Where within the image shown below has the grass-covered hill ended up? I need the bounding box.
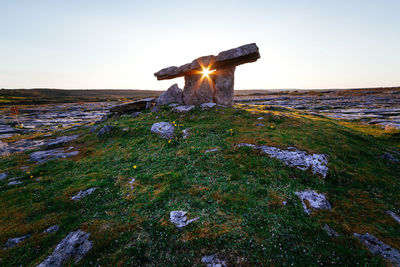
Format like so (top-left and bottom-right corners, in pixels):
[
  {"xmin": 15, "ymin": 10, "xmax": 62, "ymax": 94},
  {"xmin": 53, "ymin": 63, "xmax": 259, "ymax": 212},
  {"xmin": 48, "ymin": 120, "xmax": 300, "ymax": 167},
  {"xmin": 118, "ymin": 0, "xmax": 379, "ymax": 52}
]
[{"xmin": 1, "ymin": 104, "xmax": 399, "ymax": 266}]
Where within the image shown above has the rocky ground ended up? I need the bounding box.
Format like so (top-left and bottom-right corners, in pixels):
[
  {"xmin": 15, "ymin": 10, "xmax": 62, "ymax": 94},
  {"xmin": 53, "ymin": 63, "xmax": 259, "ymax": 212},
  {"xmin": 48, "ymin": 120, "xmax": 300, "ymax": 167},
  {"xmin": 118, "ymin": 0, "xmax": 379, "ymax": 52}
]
[{"xmin": 235, "ymin": 88, "xmax": 400, "ymax": 130}]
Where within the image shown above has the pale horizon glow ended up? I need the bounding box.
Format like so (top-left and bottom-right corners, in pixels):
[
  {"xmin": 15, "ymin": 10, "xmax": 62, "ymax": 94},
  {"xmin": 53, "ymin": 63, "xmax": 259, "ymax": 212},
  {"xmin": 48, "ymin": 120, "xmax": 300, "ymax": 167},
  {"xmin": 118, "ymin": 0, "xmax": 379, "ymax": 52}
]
[{"xmin": 1, "ymin": 0, "xmax": 399, "ymax": 90}]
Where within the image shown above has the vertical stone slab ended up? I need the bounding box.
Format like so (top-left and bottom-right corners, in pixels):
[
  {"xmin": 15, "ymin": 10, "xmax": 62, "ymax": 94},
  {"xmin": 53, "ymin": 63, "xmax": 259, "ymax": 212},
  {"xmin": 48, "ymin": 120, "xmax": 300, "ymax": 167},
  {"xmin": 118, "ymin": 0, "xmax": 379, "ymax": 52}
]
[
  {"xmin": 214, "ymin": 66, "xmax": 235, "ymax": 106},
  {"xmin": 183, "ymin": 73, "xmax": 215, "ymax": 105}
]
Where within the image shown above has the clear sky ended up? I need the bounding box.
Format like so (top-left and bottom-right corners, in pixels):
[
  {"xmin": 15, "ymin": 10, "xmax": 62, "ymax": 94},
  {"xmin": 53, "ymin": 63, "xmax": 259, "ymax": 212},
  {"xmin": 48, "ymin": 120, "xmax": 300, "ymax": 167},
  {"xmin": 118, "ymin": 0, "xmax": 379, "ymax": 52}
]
[{"xmin": 1, "ymin": 0, "xmax": 399, "ymax": 90}]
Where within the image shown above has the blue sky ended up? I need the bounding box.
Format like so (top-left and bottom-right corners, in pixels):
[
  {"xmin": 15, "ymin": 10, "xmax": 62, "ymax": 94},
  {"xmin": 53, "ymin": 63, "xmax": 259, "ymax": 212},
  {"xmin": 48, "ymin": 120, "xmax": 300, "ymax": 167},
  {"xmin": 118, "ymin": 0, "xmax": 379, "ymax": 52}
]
[{"xmin": 1, "ymin": 0, "xmax": 399, "ymax": 90}]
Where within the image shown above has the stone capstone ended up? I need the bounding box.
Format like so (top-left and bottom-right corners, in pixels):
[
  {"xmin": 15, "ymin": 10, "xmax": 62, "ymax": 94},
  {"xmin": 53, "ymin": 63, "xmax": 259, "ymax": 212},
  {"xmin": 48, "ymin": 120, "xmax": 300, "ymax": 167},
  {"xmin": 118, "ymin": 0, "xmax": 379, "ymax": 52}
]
[
  {"xmin": 150, "ymin": 122, "xmax": 175, "ymax": 139},
  {"xmin": 354, "ymin": 233, "xmax": 400, "ymax": 266},
  {"xmin": 169, "ymin": 211, "xmax": 199, "ymax": 228},
  {"xmin": 295, "ymin": 190, "xmax": 332, "ymax": 215},
  {"xmin": 155, "ymin": 84, "xmax": 183, "ymax": 106},
  {"xmin": 37, "ymin": 230, "xmax": 93, "ymax": 267},
  {"xmin": 237, "ymin": 143, "xmax": 329, "ymax": 177},
  {"xmin": 109, "ymin": 98, "xmax": 155, "ymax": 114}
]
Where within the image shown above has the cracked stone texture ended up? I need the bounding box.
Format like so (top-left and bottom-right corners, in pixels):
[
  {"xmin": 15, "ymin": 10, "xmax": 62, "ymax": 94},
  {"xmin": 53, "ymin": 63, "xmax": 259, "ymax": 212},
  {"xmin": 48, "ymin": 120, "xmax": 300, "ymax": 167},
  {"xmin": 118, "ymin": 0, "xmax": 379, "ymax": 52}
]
[
  {"xmin": 354, "ymin": 233, "xmax": 400, "ymax": 266},
  {"xmin": 109, "ymin": 98, "xmax": 155, "ymax": 113},
  {"xmin": 71, "ymin": 188, "xmax": 96, "ymax": 201},
  {"xmin": 237, "ymin": 143, "xmax": 329, "ymax": 177},
  {"xmin": 214, "ymin": 66, "xmax": 236, "ymax": 107},
  {"xmin": 295, "ymin": 190, "xmax": 332, "ymax": 215},
  {"xmin": 37, "ymin": 230, "xmax": 93, "ymax": 267},
  {"xmin": 30, "ymin": 148, "xmax": 79, "ymax": 164},
  {"xmin": 169, "ymin": 211, "xmax": 199, "ymax": 228},
  {"xmin": 150, "ymin": 122, "xmax": 175, "ymax": 139},
  {"xmin": 155, "ymin": 83, "xmax": 183, "ymax": 106}
]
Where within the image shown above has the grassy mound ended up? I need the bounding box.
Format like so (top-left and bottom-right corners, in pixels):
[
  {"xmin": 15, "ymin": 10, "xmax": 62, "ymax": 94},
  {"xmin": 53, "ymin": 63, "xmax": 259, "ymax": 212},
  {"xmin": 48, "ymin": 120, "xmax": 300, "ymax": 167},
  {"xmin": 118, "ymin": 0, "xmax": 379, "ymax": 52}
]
[{"xmin": 1, "ymin": 104, "xmax": 399, "ymax": 266}]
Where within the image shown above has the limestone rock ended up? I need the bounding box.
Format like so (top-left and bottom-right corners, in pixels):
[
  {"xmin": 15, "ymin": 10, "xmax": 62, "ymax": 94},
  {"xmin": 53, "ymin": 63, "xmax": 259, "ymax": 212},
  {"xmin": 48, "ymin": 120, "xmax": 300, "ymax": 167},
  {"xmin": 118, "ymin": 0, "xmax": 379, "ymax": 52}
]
[
  {"xmin": 109, "ymin": 98, "xmax": 155, "ymax": 114},
  {"xmin": 323, "ymin": 224, "xmax": 339, "ymax": 237},
  {"xmin": 151, "ymin": 122, "xmax": 175, "ymax": 139},
  {"xmin": 237, "ymin": 143, "xmax": 329, "ymax": 177},
  {"xmin": 382, "ymin": 152, "xmax": 399, "ymax": 162},
  {"xmin": 182, "ymin": 128, "xmax": 190, "ymax": 139},
  {"xmin": 295, "ymin": 190, "xmax": 332, "ymax": 215},
  {"xmin": 30, "ymin": 149, "xmax": 79, "ymax": 164},
  {"xmin": 97, "ymin": 125, "xmax": 113, "ymax": 136},
  {"xmin": 200, "ymin": 102, "xmax": 217, "ymax": 110},
  {"xmin": 7, "ymin": 180, "xmax": 22, "ymax": 186},
  {"xmin": 43, "ymin": 225, "xmax": 60, "ymax": 234},
  {"xmin": 46, "ymin": 135, "xmax": 79, "ymax": 148},
  {"xmin": 130, "ymin": 111, "xmax": 142, "ymax": 118},
  {"xmin": 386, "ymin": 211, "xmax": 400, "ymax": 224},
  {"xmin": 71, "ymin": 188, "xmax": 96, "ymax": 201},
  {"xmin": 183, "ymin": 74, "xmax": 215, "ymax": 105},
  {"xmin": 214, "ymin": 66, "xmax": 235, "ymax": 107},
  {"xmin": 155, "ymin": 84, "xmax": 183, "ymax": 106},
  {"xmin": 37, "ymin": 230, "xmax": 92, "ymax": 267},
  {"xmin": 169, "ymin": 211, "xmax": 199, "ymax": 228},
  {"xmin": 354, "ymin": 233, "xmax": 400, "ymax": 266},
  {"xmin": 0, "ymin": 172, "xmax": 7, "ymax": 181},
  {"xmin": 173, "ymin": 105, "xmax": 195, "ymax": 113},
  {"xmin": 201, "ymin": 255, "xmax": 227, "ymax": 267},
  {"xmin": 4, "ymin": 234, "xmax": 31, "ymax": 250},
  {"xmin": 205, "ymin": 148, "xmax": 219, "ymax": 153}
]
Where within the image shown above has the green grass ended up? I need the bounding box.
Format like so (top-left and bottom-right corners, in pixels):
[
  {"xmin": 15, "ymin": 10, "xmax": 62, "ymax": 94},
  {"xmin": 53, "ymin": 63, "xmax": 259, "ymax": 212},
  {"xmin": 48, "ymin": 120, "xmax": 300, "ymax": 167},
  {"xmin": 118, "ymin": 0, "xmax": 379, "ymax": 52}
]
[{"xmin": 0, "ymin": 104, "xmax": 399, "ymax": 266}]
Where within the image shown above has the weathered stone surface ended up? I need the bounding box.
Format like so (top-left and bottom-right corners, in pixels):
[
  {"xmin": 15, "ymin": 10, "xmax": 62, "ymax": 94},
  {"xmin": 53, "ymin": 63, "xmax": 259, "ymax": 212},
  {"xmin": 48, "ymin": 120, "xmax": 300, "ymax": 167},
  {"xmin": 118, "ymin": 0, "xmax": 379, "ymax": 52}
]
[
  {"xmin": 201, "ymin": 254, "xmax": 227, "ymax": 267},
  {"xmin": 71, "ymin": 188, "xmax": 96, "ymax": 201},
  {"xmin": 37, "ymin": 230, "xmax": 92, "ymax": 267},
  {"xmin": 130, "ymin": 111, "xmax": 142, "ymax": 118},
  {"xmin": 354, "ymin": 233, "xmax": 400, "ymax": 266},
  {"xmin": 0, "ymin": 172, "xmax": 7, "ymax": 181},
  {"xmin": 97, "ymin": 125, "xmax": 113, "ymax": 136},
  {"xmin": 182, "ymin": 128, "xmax": 190, "ymax": 139},
  {"xmin": 155, "ymin": 84, "xmax": 183, "ymax": 106},
  {"xmin": 205, "ymin": 148, "xmax": 219, "ymax": 153},
  {"xmin": 46, "ymin": 135, "xmax": 79, "ymax": 148},
  {"xmin": 4, "ymin": 234, "xmax": 31, "ymax": 249},
  {"xmin": 386, "ymin": 211, "xmax": 400, "ymax": 224},
  {"xmin": 43, "ymin": 225, "xmax": 60, "ymax": 234},
  {"xmin": 154, "ymin": 43, "xmax": 260, "ymax": 80},
  {"xmin": 150, "ymin": 122, "xmax": 175, "ymax": 139},
  {"xmin": 183, "ymin": 73, "xmax": 215, "ymax": 105},
  {"xmin": 237, "ymin": 143, "xmax": 329, "ymax": 177},
  {"xmin": 382, "ymin": 152, "xmax": 399, "ymax": 162},
  {"xmin": 109, "ymin": 98, "xmax": 155, "ymax": 113},
  {"xmin": 7, "ymin": 180, "xmax": 22, "ymax": 186},
  {"xmin": 173, "ymin": 105, "xmax": 195, "ymax": 113},
  {"xmin": 295, "ymin": 190, "xmax": 332, "ymax": 215},
  {"xmin": 30, "ymin": 149, "xmax": 79, "ymax": 164},
  {"xmin": 214, "ymin": 66, "xmax": 235, "ymax": 106},
  {"xmin": 169, "ymin": 211, "xmax": 199, "ymax": 228},
  {"xmin": 200, "ymin": 102, "xmax": 217, "ymax": 110},
  {"xmin": 323, "ymin": 224, "xmax": 339, "ymax": 237}
]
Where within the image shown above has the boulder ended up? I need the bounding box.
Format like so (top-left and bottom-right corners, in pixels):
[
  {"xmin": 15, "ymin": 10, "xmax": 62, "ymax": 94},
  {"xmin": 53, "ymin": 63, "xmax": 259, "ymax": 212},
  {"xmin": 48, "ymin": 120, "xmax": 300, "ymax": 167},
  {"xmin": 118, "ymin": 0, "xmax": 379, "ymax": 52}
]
[
  {"xmin": 37, "ymin": 230, "xmax": 92, "ymax": 267},
  {"xmin": 97, "ymin": 125, "xmax": 113, "ymax": 136},
  {"xmin": 109, "ymin": 98, "xmax": 155, "ymax": 114},
  {"xmin": 0, "ymin": 172, "xmax": 7, "ymax": 181},
  {"xmin": 4, "ymin": 234, "xmax": 31, "ymax": 249},
  {"xmin": 354, "ymin": 233, "xmax": 400, "ymax": 266},
  {"xmin": 201, "ymin": 255, "xmax": 227, "ymax": 267},
  {"xmin": 155, "ymin": 84, "xmax": 183, "ymax": 106},
  {"xmin": 170, "ymin": 211, "xmax": 199, "ymax": 228},
  {"xmin": 295, "ymin": 190, "xmax": 332, "ymax": 215},
  {"xmin": 150, "ymin": 122, "xmax": 175, "ymax": 139}
]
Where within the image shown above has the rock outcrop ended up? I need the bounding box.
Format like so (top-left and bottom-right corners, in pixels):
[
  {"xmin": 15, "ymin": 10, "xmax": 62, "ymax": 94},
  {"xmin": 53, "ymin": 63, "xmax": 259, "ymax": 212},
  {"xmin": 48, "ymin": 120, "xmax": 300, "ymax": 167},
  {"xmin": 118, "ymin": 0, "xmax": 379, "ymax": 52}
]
[
  {"xmin": 71, "ymin": 188, "xmax": 96, "ymax": 201},
  {"xmin": 4, "ymin": 234, "xmax": 31, "ymax": 250},
  {"xmin": 295, "ymin": 190, "xmax": 332, "ymax": 215},
  {"xmin": 169, "ymin": 211, "xmax": 199, "ymax": 228},
  {"xmin": 155, "ymin": 84, "xmax": 183, "ymax": 106},
  {"xmin": 154, "ymin": 43, "xmax": 260, "ymax": 107}
]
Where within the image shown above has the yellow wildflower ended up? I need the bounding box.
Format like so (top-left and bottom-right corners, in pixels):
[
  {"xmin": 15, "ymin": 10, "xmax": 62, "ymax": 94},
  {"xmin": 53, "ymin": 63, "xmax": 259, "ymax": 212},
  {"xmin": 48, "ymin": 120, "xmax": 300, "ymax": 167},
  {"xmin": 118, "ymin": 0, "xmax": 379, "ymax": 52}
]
[
  {"xmin": 30, "ymin": 175, "xmax": 33, "ymax": 178},
  {"xmin": 133, "ymin": 165, "xmax": 137, "ymax": 169}
]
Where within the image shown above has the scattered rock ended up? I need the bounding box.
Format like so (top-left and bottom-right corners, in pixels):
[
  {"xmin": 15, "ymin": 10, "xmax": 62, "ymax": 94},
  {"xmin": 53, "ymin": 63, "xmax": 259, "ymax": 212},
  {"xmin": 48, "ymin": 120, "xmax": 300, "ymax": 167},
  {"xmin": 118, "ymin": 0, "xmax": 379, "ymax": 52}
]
[
  {"xmin": 169, "ymin": 211, "xmax": 199, "ymax": 228},
  {"xmin": 130, "ymin": 111, "xmax": 142, "ymax": 118},
  {"xmin": 97, "ymin": 125, "xmax": 113, "ymax": 136},
  {"xmin": 323, "ymin": 224, "xmax": 339, "ymax": 237},
  {"xmin": 173, "ymin": 105, "xmax": 195, "ymax": 113},
  {"xmin": 182, "ymin": 128, "xmax": 190, "ymax": 139},
  {"xmin": 7, "ymin": 180, "xmax": 22, "ymax": 186},
  {"xmin": 37, "ymin": 230, "xmax": 93, "ymax": 267},
  {"xmin": 201, "ymin": 254, "xmax": 227, "ymax": 267},
  {"xmin": 169, "ymin": 103, "xmax": 179, "ymax": 108},
  {"xmin": 94, "ymin": 115, "xmax": 108, "ymax": 124},
  {"xmin": 295, "ymin": 190, "xmax": 332, "ymax": 215},
  {"xmin": 71, "ymin": 188, "xmax": 96, "ymax": 201},
  {"xmin": 386, "ymin": 211, "xmax": 400, "ymax": 224},
  {"xmin": 0, "ymin": 172, "xmax": 7, "ymax": 181},
  {"xmin": 4, "ymin": 234, "xmax": 31, "ymax": 250},
  {"xmin": 382, "ymin": 152, "xmax": 399, "ymax": 162},
  {"xmin": 46, "ymin": 135, "xmax": 79, "ymax": 148},
  {"xmin": 122, "ymin": 127, "xmax": 129, "ymax": 131},
  {"xmin": 237, "ymin": 143, "xmax": 329, "ymax": 177},
  {"xmin": 257, "ymin": 117, "xmax": 264, "ymax": 120},
  {"xmin": 200, "ymin": 102, "xmax": 217, "ymax": 110},
  {"xmin": 30, "ymin": 149, "xmax": 79, "ymax": 164},
  {"xmin": 205, "ymin": 148, "xmax": 219, "ymax": 153},
  {"xmin": 129, "ymin": 178, "xmax": 135, "ymax": 189},
  {"xmin": 256, "ymin": 123, "xmax": 264, "ymax": 127},
  {"xmin": 43, "ymin": 225, "xmax": 60, "ymax": 234},
  {"xmin": 109, "ymin": 98, "xmax": 155, "ymax": 113},
  {"xmin": 89, "ymin": 125, "xmax": 98, "ymax": 133},
  {"xmin": 150, "ymin": 122, "xmax": 175, "ymax": 139},
  {"xmin": 155, "ymin": 84, "xmax": 183, "ymax": 106},
  {"xmin": 354, "ymin": 233, "xmax": 400, "ymax": 266}
]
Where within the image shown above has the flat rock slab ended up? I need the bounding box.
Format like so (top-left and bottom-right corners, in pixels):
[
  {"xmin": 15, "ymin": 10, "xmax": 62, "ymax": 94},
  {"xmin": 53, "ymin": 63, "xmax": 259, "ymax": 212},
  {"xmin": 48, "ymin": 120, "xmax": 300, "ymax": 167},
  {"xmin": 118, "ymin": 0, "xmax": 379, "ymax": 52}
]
[
  {"xmin": 170, "ymin": 211, "xmax": 199, "ymax": 228},
  {"xmin": 46, "ymin": 135, "xmax": 79, "ymax": 148},
  {"xmin": 237, "ymin": 143, "xmax": 329, "ymax": 177},
  {"xmin": 295, "ymin": 190, "xmax": 332, "ymax": 215},
  {"xmin": 354, "ymin": 233, "xmax": 400, "ymax": 266},
  {"xmin": 173, "ymin": 105, "xmax": 195, "ymax": 112},
  {"xmin": 4, "ymin": 234, "xmax": 31, "ymax": 250},
  {"xmin": 151, "ymin": 122, "xmax": 175, "ymax": 139},
  {"xmin": 71, "ymin": 188, "xmax": 96, "ymax": 201},
  {"xmin": 201, "ymin": 254, "xmax": 227, "ymax": 267},
  {"xmin": 37, "ymin": 230, "xmax": 92, "ymax": 267},
  {"xmin": 200, "ymin": 102, "xmax": 217, "ymax": 110},
  {"xmin": 109, "ymin": 98, "xmax": 155, "ymax": 113},
  {"xmin": 30, "ymin": 148, "xmax": 79, "ymax": 164}
]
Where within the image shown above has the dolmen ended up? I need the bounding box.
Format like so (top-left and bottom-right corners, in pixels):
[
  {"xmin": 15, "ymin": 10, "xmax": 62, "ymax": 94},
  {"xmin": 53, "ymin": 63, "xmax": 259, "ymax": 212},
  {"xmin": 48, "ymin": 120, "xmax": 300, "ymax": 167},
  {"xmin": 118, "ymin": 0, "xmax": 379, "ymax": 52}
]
[{"xmin": 154, "ymin": 43, "xmax": 260, "ymax": 107}]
